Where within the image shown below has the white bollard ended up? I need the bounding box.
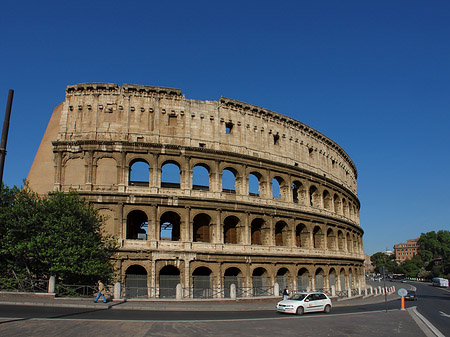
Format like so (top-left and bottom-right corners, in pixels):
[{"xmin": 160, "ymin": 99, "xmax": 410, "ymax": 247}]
[
  {"xmin": 176, "ymin": 283, "xmax": 183, "ymax": 300},
  {"xmin": 114, "ymin": 282, "xmax": 121, "ymax": 300},
  {"xmin": 331, "ymin": 285, "xmax": 336, "ymax": 297},
  {"xmin": 48, "ymin": 275, "xmax": 55, "ymax": 293},
  {"xmin": 274, "ymin": 283, "xmax": 280, "ymax": 297},
  {"xmin": 230, "ymin": 284, "xmax": 236, "ymax": 299}
]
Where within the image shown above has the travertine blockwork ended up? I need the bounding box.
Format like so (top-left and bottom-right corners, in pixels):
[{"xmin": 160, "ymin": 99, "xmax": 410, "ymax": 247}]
[{"xmin": 28, "ymin": 83, "xmax": 364, "ymax": 298}]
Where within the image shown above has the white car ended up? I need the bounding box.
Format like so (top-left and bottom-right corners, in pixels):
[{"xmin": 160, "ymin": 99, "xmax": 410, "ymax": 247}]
[{"xmin": 277, "ymin": 292, "xmax": 332, "ymax": 315}]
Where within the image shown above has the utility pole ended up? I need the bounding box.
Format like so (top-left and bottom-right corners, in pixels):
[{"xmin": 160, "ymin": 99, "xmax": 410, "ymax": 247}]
[{"xmin": 0, "ymin": 89, "xmax": 14, "ymax": 189}]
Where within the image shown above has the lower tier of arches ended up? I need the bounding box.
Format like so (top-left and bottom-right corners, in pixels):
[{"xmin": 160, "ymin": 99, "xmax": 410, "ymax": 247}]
[{"xmin": 114, "ymin": 251, "xmax": 365, "ymax": 299}]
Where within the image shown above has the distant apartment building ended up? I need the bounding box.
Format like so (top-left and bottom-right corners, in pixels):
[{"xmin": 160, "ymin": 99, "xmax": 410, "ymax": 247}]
[{"xmin": 394, "ymin": 238, "xmax": 420, "ymax": 262}]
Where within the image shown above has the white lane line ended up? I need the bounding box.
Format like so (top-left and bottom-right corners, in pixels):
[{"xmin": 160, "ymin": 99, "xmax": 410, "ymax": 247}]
[
  {"xmin": 408, "ymin": 306, "xmax": 445, "ymax": 337},
  {"xmin": 0, "ymin": 309, "xmax": 401, "ymax": 323}
]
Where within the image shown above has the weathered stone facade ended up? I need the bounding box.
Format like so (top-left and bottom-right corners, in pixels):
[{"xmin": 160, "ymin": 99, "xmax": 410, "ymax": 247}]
[{"xmin": 28, "ymin": 83, "xmax": 364, "ymax": 298}]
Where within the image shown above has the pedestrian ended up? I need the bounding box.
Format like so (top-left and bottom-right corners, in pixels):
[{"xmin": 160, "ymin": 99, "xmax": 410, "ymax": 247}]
[
  {"xmin": 282, "ymin": 286, "xmax": 289, "ymax": 300},
  {"xmin": 94, "ymin": 280, "xmax": 107, "ymax": 303}
]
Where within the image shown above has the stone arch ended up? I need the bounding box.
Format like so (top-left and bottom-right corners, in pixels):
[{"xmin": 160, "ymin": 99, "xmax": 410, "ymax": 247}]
[
  {"xmin": 339, "ymin": 268, "xmax": 346, "ymax": 291},
  {"xmin": 328, "ymin": 268, "xmax": 337, "ymax": 290},
  {"xmin": 314, "ymin": 268, "xmax": 325, "ymax": 291},
  {"xmin": 223, "ymin": 215, "xmax": 240, "ymax": 244},
  {"xmin": 333, "ymin": 194, "xmax": 341, "ymax": 214},
  {"xmin": 326, "ymin": 228, "xmax": 336, "ymax": 250},
  {"xmin": 161, "ymin": 160, "xmax": 181, "ymax": 188},
  {"xmin": 159, "ymin": 265, "xmax": 180, "ymax": 298},
  {"xmin": 313, "ymin": 225, "xmax": 324, "ymax": 249},
  {"xmin": 248, "ymin": 171, "xmax": 262, "ymax": 197},
  {"xmin": 64, "ymin": 157, "xmax": 85, "ymax": 186},
  {"xmin": 126, "ymin": 210, "xmax": 148, "ymax": 240},
  {"xmin": 192, "ymin": 163, "xmax": 210, "ymax": 191},
  {"xmin": 193, "ymin": 213, "xmax": 211, "ymax": 243},
  {"xmin": 276, "ymin": 267, "xmax": 290, "ymax": 292},
  {"xmin": 295, "ymin": 223, "xmax": 308, "ymax": 247},
  {"xmin": 222, "ymin": 167, "xmax": 237, "ymax": 193},
  {"xmin": 337, "ymin": 230, "xmax": 345, "ymax": 251},
  {"xmin": 160, "ymin": 211, "xmax": 181, "ymax": 241},
  {"xmin": 346, "ymin": 232, "xmax": 353, "ymax": 253},
  {"xmin": 125, "ymin": 265, "xmax": 148, "ymax": 298},
  {"xmin": 292, "ymin": 180, "xmax": 305, "ymax": 204},
  {"xmin": 309, "ymin": 185, "xmax": 320, "ymax": 207},
  {"xmin": 192, "ymin": 266, "xmax": 213, "ymax": 298},
  {"xmin": 323, "ymin": 190, "xmax": 332, "ymax": 211},
  {"xmin": 96, "ymin": 157, "xmax": 118, "ymax": 186},
  {"xmin": 251, "ymin": 218, "xmax": 265, "ymax": 245},
  {"xmin": 275, "ymin": 221, "xmax": 289, "ymax": 246},
  {"xmin": 129, "ymin": 158, "xmax": 149, "ymax": 186},
  {"xmin": 252, "ymin": 267, "xmax": 270, "ymax": 296},
  {"xmin": 297, "ymin": 268, "xmax": 310, "ymax": 291},
  {"xmin": 224, "ymin": 267, "xmax": 243, "ymax": 298},
  {"xmin": 272, "ymin": 177, "xmax": 281, "ymax": 199}
]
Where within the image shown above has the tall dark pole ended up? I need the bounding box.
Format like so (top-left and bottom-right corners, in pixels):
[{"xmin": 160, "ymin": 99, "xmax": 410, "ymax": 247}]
[{"xmin": 0, "ymin": 89, "xmax": 14, "ymax": 189}]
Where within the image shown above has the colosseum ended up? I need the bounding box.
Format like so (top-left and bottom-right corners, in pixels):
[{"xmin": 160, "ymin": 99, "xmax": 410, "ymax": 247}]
[{"xmin": 27, "ymin": 83, "xmax": 364, "ymax": 299}]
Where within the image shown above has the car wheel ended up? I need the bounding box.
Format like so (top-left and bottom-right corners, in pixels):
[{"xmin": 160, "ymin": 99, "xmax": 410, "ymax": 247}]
[
  {"xmin": 296, "ymin": 306, "xmax": 304, "ymax": 315},
  {"xmin": 324, "ymin": 305, "xmax": 331, "ymax": 313}
]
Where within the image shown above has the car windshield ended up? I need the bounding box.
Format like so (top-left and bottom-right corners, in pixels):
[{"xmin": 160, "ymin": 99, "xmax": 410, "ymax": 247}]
[
  {"xmin": 407, "ymin": 291, "xmax": 415, "ymax": 295},
  {"xmin": 289, "ymin": 294, "xmax": 307, "ymax": 301}
]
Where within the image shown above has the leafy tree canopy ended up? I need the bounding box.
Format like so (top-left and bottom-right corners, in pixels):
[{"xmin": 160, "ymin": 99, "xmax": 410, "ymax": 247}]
[
  {"xmin": 0, "ymin": 184, "xmax": 117, "ymax": 285},
  {"xmin": 418, "ymin": 230, "xmax": 450, "ymax": 278}
]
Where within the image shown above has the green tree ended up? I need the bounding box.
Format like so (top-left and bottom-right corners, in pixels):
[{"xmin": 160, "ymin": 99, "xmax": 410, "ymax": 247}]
[
  {"xmin": 370, "ymin": 252, "xmax": 398, "ymax": 274},
  {"xmin": 418, "ymin": 230, "xmax": 450, "ymax": 278},
  {"xmin": 0, "ymin": 184, "xmax": 117, "ymax": 285}
]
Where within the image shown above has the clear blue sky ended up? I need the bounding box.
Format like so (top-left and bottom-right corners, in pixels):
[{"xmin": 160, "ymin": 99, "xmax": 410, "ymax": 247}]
[{"xmin": 1, "ymin": 0, "xmax": 449, "ymax": 255}]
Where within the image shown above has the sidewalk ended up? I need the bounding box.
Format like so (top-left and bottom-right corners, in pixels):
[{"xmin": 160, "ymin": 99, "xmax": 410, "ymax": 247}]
[{"xmin": 0, "ymin": 291, "xmax": 397, "ymax": 311}]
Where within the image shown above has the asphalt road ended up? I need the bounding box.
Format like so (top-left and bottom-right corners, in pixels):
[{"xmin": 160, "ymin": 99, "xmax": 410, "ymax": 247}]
[{"xmin": 407, "ymin": 280, "xmax": 450, "ymax": 336}]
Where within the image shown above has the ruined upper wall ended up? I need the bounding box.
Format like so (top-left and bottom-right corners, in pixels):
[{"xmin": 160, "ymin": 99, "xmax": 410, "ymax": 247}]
[{"xmin": 60, "ymin": 83, "xmax": 358, "ymax": 193}]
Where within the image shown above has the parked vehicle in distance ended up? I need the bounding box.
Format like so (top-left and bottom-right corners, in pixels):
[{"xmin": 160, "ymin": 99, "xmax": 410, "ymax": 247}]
[
  {"xmin": 432, "ymin": 277, "xmax": 449, "ymax": 287},
  {"xmin": 405, "ymin": 290, "xmax": 417, "ymax": 301},
  {"xmin": 277, "ymin": 292, "xmax": 332, "ymax": 315}
]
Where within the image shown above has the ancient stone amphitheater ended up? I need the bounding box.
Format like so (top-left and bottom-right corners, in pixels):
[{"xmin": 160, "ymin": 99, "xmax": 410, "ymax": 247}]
[{"xmin": 28, "ymin": 83, "xmax": 364, "ymax": 299}]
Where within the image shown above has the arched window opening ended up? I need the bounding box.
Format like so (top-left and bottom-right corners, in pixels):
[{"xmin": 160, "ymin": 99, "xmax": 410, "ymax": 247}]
[
  {"xmin": 309, "ymin": 186, "xmax": 318, "ymax": 207},
  {"xmin": 315, "ymin": 269, "xmax": 324, "ymax": 291},
  {"xmin": 292, "ymin": 181, "xmax": 303, "ymax": 204},
  {"xmin": 329, "ymin": 269, "xmax": 336, "ymax": 289},
  {"xmin": 222, "ymin": 168, "xmax": 237, "ymax": 193},
  {"xmin": 160, "ymin": 211, "xmax": 181, "ymax": 241},
  {"xmin": 159, "ymin": 265, "xmax": 180, "ymax": 298},
  {"xmin": 192, "ymin": 164, "xmax": 210, "ymax": 191},
  {"xmin": 129, "ymin": 160, "xmax": 149, "ymax": 186},
  {"xmin": 327, "ymin": 228, "xmax": 336, "ymax": 250},
  {"xmin": 296, "ymin": 223, "xmax": 308, "ymax": 247},
  {"xmin": 126, "ymin": 210, "xmax": 148, "ymax": 240},
  {"xmin": 339, "ymin": 269, "xmax": 346, "ymax": 291},
  {"xmin": 251, "ymin": 218, "xmax": 265, "ymax": 245},
  {"xmin": 342, "ymin": 198, "xmax": 348, "ymax": 217},
  {"xmin": 297, "ymin": 268, "xmax": 309, "ymax": 292},
  {"xmin": 338, "ymin": 231, "xmax": 345, "ymax": 251},
  {"xmin": 125, "ymin": 265, "xmax": 147, "ymax": 298},
  {"xmin": 252, "ymin": 267, "xmax": 269, "ymax": 296},
  {"xmin": 313, "ymin": 226, "xmax": 324, "ymax": 249},
  {"xmin": 223, "ymin": 216, "xmax": 240, "ymax": 244},
  {"xmin": 276, "ymin": 268, "xmax": 289, "ymax": 295},
  {"xmin": 161, "ymin": 162, "xmax": 181, "ymax": 188},
  {"xmin": 193, "ymin": 267, "xmax": 212, "ymax": 298},
  {"xmin": 224, "ymin": 267, "xmax": 243, "ymax": 298},
  {"xmin": 272, "ymin": 178, "xmax": 281, "ymax": 199},
  {"xmin": 275, "ymin": 221, "xmax": 288, "ymax": 246},
  {"xmin": 347, "ymin": 233, "xmax": 352, "ymax": 253},
  {"xmin": 248, "ymin": 172, "xmax": 260, "ymax": 196},
  {"xmin": 333, "ymin": 194, "xmax": 340, "ymax": 214},
  {"xmin": 193, "ymin": 213, "xmax": 211, "ymax": 243},
  {"xmin": 323, "ymin": 190, "xmax": 332, "ymax": 210}
]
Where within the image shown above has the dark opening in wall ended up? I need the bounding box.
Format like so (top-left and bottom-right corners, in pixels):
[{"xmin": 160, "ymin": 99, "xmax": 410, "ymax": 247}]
[
  {"xmin": 273, "ymin": 134, "xmax": 280, "ymax": 145},
  {"xmin": 225, "ymin": 122, "xmax": 233, "ymax": 134}
]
